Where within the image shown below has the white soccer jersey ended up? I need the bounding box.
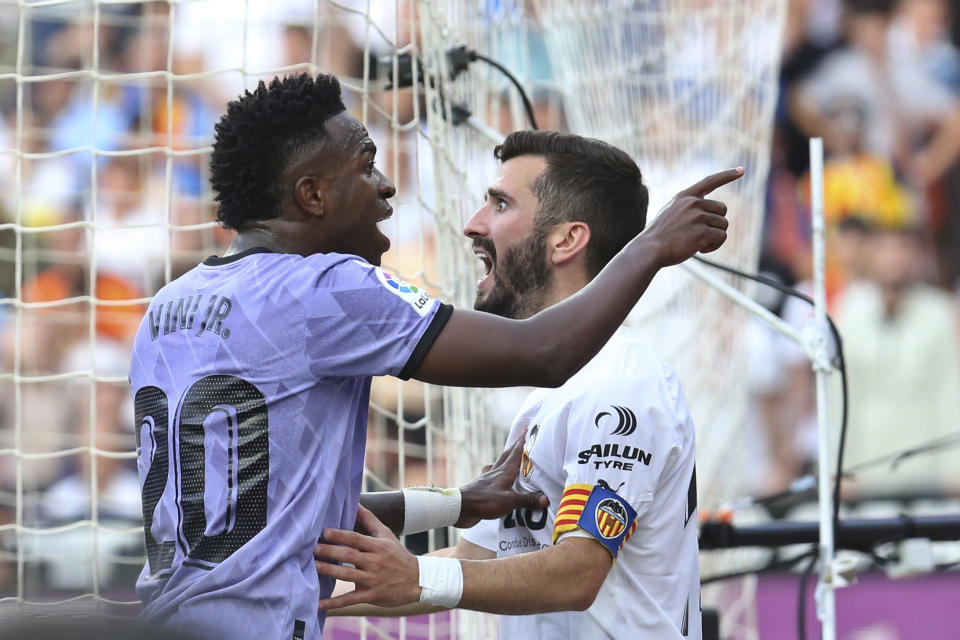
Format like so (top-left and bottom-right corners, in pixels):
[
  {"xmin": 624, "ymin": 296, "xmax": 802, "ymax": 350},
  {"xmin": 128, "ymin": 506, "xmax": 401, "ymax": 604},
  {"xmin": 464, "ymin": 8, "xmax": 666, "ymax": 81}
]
[{"xmin": 462, "ymin": 327, "xmax": 701, "ymax": 639}]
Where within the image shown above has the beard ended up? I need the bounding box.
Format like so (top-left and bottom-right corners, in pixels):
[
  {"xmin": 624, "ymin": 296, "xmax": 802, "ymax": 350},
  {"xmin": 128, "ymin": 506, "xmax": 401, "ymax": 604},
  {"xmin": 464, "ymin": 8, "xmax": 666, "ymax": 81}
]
[{"xmin": 473, "ymin": 228, "xmax": 551, "ymax": 320}]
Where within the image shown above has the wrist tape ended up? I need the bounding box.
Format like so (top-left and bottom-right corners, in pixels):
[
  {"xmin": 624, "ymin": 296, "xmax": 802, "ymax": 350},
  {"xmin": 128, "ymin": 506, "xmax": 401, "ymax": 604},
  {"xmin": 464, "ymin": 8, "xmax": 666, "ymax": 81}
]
[
  {"xmin": 416, "ymin": 556, "xmax": 464, "ymax": 608},
  {"xmin": 401, "ymin": 487, "xmax": 462, "ymax": 536}
]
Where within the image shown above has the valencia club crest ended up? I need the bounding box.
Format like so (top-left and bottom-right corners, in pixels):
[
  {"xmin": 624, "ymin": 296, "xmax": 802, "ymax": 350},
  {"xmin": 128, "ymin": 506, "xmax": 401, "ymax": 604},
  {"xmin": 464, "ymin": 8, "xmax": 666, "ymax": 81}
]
[
  {"xmin": 521, "ymin": 424, "xmax": 539, "ymax": 477},
  {"xmin": 595, "ymin": 497, "xmax": 629, "ymax": 539}
]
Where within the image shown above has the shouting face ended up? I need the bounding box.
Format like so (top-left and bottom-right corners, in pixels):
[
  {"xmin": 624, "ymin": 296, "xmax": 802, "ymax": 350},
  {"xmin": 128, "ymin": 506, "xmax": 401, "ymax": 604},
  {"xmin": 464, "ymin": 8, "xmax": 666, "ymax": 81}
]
[
  {"xmin": 294, "ymin": 112, "xmax": 397, "ymax": 265},
  {"xmin": 463, "ymin": 155, "xmax": 552, "ymax": 319}
]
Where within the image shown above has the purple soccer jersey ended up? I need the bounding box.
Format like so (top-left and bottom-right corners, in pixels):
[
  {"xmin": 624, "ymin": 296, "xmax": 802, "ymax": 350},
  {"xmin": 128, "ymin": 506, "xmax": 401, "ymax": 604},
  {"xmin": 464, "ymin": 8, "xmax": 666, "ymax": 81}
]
[{"xmin": 128, "ymin": 248, "xmax": 450, "ymax": 640}]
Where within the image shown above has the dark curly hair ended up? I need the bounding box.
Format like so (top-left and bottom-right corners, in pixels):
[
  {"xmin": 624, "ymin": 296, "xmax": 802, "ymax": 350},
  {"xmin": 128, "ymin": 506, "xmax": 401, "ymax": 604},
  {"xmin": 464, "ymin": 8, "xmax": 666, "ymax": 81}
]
[
  {"xmin": 494, "ymin": 130, "xmax": 648, "ymax": 279},
  {"xmin": 210, "ymin": 73, "xmax": 346, "ymax": 231}
]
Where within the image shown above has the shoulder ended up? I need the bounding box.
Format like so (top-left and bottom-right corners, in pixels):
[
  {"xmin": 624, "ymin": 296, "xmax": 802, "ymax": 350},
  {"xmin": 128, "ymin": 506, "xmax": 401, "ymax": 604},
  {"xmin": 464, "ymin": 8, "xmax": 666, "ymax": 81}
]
[
  {"xmin": 561, "ymin": 328, "xmax": 691, "ymax": 434},
  {"xmin": 222, "ymin": 252, "xmax": 380, "ymax": 291},
  {"xmin": 567, "ymin": 328, "xmax": 678, "ymax": 399},
  {"xmin": 287, "ymin": 252, "xmax": 370, "ymax": 279},
  {"xmin": 301, "ymin": 254, "xmax": 418, "ymax": 293}
]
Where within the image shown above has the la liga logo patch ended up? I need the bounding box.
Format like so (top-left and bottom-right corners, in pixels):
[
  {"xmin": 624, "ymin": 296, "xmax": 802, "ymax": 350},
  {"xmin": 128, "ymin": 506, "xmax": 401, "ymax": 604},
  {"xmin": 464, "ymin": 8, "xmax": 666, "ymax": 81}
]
[
  {"xmin": 383, "ymin": 271, "xmax": 418, "ymax": 294},
  {"xmin": 372, "ymin": 266, "xmax": 433, "ymax": 317}
]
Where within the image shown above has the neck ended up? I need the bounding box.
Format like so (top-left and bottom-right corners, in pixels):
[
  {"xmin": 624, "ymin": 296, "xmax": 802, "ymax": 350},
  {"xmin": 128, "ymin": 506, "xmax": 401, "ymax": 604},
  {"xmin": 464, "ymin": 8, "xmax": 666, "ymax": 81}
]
[
  {"xmin": 528, "ymin": 267, "xmax": 590, "ymax": 315},
  {"xmin": 225, "ymin": 218, "xmax": 319, "ymax": 258}
]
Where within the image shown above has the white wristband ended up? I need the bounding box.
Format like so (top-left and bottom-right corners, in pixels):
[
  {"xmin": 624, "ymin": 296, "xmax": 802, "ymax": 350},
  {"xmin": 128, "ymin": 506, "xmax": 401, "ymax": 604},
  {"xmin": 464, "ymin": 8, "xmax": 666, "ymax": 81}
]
[
  {"xmin": 417, "ymin": 556, "xmax": 464, "ymax": 608},
  {"xmin": 401, "ymin": 487, "xmax": 462, "ymax": 536}
]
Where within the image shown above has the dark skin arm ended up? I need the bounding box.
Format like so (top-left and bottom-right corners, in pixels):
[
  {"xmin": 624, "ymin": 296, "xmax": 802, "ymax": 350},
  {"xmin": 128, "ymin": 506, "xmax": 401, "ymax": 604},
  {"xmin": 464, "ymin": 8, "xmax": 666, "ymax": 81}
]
[
  {"xmin": 357, "ymin": 435, "xmax": 547, "ymax": 536},
  {"xmin": 412, "ymin": 168, "xmax": 741, "ymax": 388}
]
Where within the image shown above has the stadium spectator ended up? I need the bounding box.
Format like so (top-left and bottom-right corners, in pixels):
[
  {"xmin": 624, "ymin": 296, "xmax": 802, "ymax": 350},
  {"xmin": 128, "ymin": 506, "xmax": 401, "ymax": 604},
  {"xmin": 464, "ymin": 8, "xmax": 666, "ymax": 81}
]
[
  {"xmin": 128, "ymin": 73, "xmax": 736, "ymax": 639},
  {"xmin": 835, "ymin": 225, "xmax": 960, "ymax": 494},
  {"xmin": 316, "ymin": 130, "xmax": 709, "ymax": 639},
  {"xmin": 790, "ymin": 0, "xmax": 960, "ymax": 189},
  {"xmin": 797, "ymin": 95, "xmax": 914, "ymax": 303},
  {"xmin": 890, "ymin": 0, "xmax": 960, "ymax": 95}
]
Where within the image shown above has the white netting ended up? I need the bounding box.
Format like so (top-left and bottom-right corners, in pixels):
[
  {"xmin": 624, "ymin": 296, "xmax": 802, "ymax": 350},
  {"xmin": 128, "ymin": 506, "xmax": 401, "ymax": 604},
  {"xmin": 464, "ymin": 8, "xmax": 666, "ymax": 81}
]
[
  {"xmin": 531, "ymin": 4, "xmax": 787, "ymax": 637},
  {"xmin": 419, "ymin": 1, "xmax": 786, "ymax": 638},
  {"xmin": 0, "ymin": 1, "xmax": 785, "ymax": 638}
]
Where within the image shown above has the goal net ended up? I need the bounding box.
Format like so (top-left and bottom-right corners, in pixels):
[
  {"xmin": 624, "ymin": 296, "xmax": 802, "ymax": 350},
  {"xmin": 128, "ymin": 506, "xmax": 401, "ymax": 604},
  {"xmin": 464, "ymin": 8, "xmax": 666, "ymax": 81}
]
[{"xmin": 0, "ymin": 1, "xmax": 785, "ymax": 639}]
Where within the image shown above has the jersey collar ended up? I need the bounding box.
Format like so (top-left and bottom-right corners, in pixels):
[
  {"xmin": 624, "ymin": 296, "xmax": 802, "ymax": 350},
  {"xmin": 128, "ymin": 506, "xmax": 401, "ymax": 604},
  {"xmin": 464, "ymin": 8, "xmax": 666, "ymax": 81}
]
[{"xmin": 202, "ymin": 247, "xmax": 275, "ymax": 266}]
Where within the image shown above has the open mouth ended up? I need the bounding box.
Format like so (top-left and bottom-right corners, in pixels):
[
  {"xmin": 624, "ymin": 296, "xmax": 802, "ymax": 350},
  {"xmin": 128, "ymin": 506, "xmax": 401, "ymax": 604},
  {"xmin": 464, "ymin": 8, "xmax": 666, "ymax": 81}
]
[
  {"xmin": 474, "ymin": 247, "xmax": 494, "ymax": 287},
  {"xmin": 373, "ymin": 206, "xmax": 393, "ymax": 257}
]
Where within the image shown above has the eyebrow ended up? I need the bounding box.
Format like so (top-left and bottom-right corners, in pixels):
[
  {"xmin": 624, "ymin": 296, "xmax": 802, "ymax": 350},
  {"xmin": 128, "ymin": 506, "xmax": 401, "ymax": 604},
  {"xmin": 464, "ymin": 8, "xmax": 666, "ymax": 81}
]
[
  {"xmin": 486, "ymin": 187, "xmax": 512, "ymax": 203},
  {"xmin": 359, "ymin": 140, "xmax": 377, "ymax": 156}
]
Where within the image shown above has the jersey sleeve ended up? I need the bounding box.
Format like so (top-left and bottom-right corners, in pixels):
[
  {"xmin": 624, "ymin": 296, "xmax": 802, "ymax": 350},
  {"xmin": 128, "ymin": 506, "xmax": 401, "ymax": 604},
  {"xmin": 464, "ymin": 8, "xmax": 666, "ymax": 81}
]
[
  {"xmin": 459, "ymin": 517, "xmax": 499, "ymax": 552},
  {"xmin": 551, "ymin": 367, "xmax": 688, "ymax": 559},
  {"xmin": 303, "ymin": 257, "xmax": 451, "ymax": 379}
]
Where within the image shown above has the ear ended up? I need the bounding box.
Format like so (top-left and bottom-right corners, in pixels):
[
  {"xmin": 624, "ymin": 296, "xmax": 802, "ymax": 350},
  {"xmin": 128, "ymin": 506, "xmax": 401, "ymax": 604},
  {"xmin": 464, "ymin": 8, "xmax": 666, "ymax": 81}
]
[
  {"xmin": 547, "ymin": 221, "xmax": 590, "ymax": 267},
  {"xmin": 293, "ymin": 175, "xmax": 325, "ymax": 218}
]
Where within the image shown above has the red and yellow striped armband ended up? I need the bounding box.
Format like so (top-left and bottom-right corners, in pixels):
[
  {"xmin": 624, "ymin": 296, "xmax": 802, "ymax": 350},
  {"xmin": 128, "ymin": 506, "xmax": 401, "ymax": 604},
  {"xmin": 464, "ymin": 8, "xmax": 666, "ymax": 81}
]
[
  {"xmin": 552, "ymin": 483, "xmax": 639, "ymax": 560},
  {"xmin": 552, "ymin": 483, "xmax": 593, "ymax": 542}
]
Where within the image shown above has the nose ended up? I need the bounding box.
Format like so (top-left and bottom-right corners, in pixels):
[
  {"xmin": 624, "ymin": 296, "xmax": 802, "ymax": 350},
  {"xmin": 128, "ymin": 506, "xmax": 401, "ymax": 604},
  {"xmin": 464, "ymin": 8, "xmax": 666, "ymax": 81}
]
[
  {"xmin": 463, "ymin": 204, "xmax": 488, "ymax": 239},
  {"xmin": 378, "ymin": 171, "xmax": 397, "ymax": 199}
]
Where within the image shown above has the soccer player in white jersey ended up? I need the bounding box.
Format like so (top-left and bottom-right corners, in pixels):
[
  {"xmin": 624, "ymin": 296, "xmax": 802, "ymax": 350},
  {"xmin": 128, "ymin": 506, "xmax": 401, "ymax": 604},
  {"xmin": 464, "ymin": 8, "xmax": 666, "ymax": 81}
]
[
  {"xmin": 130, "ymin": 74, "xmax": 736, "ymax": 639},
  {"xmin": 315, "ymin": 130, "xmax": 709, "ymax": 639}
]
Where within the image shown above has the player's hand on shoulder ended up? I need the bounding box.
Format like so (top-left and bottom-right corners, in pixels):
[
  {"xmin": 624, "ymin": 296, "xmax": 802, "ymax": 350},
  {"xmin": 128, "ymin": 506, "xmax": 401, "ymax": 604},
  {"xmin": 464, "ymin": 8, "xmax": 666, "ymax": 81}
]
[
  {"xmin": 640, "ymin": 167, "xmax": 744, "ymax": 266},
  {"xmin": 456, "ymin": 431, "xmax": 550, "ymax": 529},
  {"xmin": 315, "ymin": 506, "xmax": 421, "ymax": 610}
]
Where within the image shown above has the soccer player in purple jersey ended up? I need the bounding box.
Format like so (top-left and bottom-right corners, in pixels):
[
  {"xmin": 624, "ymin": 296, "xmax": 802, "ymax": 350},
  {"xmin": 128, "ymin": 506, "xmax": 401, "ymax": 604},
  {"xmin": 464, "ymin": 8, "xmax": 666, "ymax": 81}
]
[{"xmin": 129, "ymin": 73, "xmax": 738, "ymax": 639}]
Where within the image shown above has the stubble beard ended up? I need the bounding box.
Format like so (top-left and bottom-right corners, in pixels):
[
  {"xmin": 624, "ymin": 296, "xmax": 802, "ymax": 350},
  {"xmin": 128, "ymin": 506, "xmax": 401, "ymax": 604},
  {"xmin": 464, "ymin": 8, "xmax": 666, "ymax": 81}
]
[{"xmin": 473, "ymin": 228, "xmax": 551, "ymax": 320}]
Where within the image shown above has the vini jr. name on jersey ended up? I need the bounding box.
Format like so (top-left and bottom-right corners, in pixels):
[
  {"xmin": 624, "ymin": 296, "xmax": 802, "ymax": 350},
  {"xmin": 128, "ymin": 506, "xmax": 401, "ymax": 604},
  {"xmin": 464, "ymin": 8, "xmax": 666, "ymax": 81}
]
[{"xmin": 149, "ymin": 293, "xmax": 233, "ymax": 341}]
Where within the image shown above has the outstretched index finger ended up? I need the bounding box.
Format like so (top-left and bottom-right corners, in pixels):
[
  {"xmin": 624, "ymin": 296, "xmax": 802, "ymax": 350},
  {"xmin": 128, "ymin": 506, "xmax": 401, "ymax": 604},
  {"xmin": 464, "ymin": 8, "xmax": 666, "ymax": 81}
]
[{"xmin": 681, "ymin": 167, "xmax": 744, "ymax": 198}]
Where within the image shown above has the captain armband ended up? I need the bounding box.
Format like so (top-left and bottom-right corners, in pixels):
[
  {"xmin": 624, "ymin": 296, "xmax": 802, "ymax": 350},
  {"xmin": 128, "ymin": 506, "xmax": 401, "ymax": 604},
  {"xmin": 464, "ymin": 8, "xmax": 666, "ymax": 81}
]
[
  {"xmin": 401, "ymin": 486, "xmax": 462, "ymax": 536},
  {"xmin": 552, "ymin": 483, "xmax": 638, "ymax": 560}
]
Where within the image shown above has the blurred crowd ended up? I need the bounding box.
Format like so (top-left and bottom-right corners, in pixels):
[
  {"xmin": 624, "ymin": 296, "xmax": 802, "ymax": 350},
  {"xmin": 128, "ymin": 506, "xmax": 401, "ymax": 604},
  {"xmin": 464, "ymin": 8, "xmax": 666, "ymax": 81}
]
[
  {"xmin": 750, "ymin": 0, "xmax": 960, "ymax": 500},
  {"xmin": 0, "ymin": 0, "xmax": 957, "ymax": 601}
]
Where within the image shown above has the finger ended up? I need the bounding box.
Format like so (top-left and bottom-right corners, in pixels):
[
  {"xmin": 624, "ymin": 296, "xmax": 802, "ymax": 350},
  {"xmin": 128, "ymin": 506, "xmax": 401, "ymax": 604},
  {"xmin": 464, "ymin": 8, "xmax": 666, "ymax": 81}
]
[
  {"xmin": 318, "ymin": 589, "xmax": 375, "ymax": 611},
  {"xmin": 699, "ymin": 198, "xmax": 728, "ymax": 217},
  {"xmin": 356, "ymin": 504, "xmax": 395, "ymax": 539},
  {"xmin": 313, "ymin": 543, "xmax": 362, "ymax": 566},
  {"xmin": 492, "ymin": 429, "xmax": 525, "ymax": 468},
  {"xmin": 516, "ymin": 489, "xmax": 550, "ymax": 510},
  {"xmin": 321, "ymin": 527, "xmax": 378, "ymax": 551},
  {"xmin": 702, "ymin": 212, "xmax": 729, "ymax": 230},
  {"xmin": 502, "ymin": 436, "xmax": 526, "ymax": 470},
  {"xmin": 680, "ymin": 167, "xmax": 744, "ymax": 198},
  {"xmin": 698, "ymin": 228, "xmax": 728, "ymax": 253},
  {"xmin": 314, "ymin": 559, "xmax": 364, "ymax": 582},
  {"xmin": 480, "ymin": 464, "xmax": 492, "ymax": 474}
]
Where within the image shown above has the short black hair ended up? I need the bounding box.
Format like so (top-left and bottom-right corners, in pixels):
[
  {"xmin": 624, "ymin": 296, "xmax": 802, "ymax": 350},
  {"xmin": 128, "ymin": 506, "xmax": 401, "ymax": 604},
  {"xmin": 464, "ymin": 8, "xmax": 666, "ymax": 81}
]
[
  {"xmin": 494, "ymin": 130, "xmax": 648, "ymax": 279},
  {"xmin": 210, "ymin": 73, "xmax": 346, "ymax": 231}
]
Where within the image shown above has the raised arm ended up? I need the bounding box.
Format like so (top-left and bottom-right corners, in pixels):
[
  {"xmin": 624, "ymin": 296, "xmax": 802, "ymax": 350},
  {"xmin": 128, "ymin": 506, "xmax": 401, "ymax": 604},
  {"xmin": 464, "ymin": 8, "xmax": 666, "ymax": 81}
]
[{"xmin": 412, "ymin": 168, "xmax": 741, "ymax": 388}]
